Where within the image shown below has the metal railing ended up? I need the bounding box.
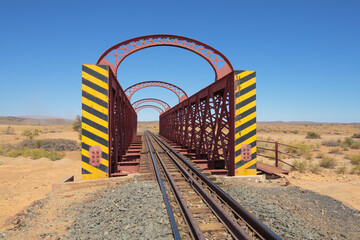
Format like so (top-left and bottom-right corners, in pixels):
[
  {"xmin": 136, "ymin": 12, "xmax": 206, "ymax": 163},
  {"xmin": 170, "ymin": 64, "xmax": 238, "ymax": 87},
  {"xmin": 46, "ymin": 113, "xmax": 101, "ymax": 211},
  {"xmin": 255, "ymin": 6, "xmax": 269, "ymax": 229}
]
[{"xmin": 257, "ymin": 140, "xmax": 299, "ymax": 169}]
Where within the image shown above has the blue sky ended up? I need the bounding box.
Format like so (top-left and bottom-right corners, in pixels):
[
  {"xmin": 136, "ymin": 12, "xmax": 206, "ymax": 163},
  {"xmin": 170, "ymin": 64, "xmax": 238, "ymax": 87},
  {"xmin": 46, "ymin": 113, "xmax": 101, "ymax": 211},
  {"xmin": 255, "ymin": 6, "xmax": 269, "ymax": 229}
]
[{"xmin": 0, "ymin": 0, "xmax": 359, "ymax": 122}]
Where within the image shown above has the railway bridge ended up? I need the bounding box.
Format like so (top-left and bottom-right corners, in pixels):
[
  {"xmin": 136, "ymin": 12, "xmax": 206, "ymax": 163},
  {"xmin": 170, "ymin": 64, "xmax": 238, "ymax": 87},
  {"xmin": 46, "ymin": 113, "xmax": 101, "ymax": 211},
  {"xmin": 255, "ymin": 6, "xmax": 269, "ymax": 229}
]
[{"xmin": 81, "ymin": 34, "xmax": 258, "ymax": 180}]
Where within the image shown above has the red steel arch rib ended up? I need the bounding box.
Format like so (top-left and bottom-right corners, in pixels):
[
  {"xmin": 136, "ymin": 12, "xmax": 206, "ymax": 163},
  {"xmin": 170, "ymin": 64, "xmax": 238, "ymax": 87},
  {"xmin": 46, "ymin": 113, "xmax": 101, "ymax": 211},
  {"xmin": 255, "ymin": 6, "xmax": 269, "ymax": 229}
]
[
  {"xmin": 97, "ymin": 34, "xmax": 234, "ymax": 81},
  {"xmin": 132, "ymin": 98, "xmax": 170, "ymax": 111},
  {"xmin": 125, "ymin": 81, "xmax": 188, "ymax": 102},
  {"xmin": 135, "ymin": 105, "xmax": 164, "ymax": 115}
]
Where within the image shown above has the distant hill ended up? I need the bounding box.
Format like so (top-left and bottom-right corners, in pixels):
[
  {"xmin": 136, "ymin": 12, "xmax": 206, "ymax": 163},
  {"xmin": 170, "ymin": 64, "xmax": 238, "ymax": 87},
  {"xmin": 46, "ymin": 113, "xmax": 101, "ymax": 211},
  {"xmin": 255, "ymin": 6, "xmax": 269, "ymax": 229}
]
[{"xmin": 0, "ymin": 116, "xmax": 73, "ymax": 125}]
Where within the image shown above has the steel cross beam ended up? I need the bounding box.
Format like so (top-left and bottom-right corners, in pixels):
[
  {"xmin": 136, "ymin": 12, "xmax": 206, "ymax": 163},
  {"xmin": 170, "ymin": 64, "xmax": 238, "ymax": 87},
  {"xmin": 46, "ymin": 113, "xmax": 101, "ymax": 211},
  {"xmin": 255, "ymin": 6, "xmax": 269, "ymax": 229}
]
[
  {"xmin": 124, "ymin": 81, "xmax": 188, "ymax": 103},
  {"xmin": 97, "ymin": 34, "xmax": 234, "ymax": 81},
  {"xmin": 132, "ymin": 98, "xmax": 170, "ymax": 111},
  {"xmin": 135, "ymin": 105, "xmax": 164, "ymax": 115}
]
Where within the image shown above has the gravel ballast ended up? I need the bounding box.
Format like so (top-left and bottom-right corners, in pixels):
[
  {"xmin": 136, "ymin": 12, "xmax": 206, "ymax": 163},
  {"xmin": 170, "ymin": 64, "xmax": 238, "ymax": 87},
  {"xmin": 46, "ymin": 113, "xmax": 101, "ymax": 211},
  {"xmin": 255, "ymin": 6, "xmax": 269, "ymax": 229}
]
[
  {"xmin": 66, "ymin": 180, "xmax": 173, "ymax": 240},
  {"xmin": 224, "ymin": 179, "xmax": 360, "ymax": 240}
]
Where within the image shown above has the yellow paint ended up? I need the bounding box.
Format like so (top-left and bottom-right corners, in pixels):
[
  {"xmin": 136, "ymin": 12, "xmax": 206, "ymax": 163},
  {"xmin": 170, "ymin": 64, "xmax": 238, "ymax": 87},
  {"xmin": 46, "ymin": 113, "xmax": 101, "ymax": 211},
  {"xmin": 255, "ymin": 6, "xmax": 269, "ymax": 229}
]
[
  {"xmin": 235, "ymin": 89, "xmax": 256, "ymax": 105},
  {"xmin": 82, "ymin": 110, "xmax": 108, "ymax": 128},
  {"xmin": 82, "ymin": 71, "xmax": 108, "ymax": 90},
  {"xmin": 235, "ymin": 135, "xmax": 256, "ymax": 152},
  {"xmin": 82, "ymin": 135, "xmax": 109, "ymax": 154},
  {"xmin": 82, "ymin": 84, "xmax": 108, "ymax": 103},
  {"xmin": 84, "ymin": 64, "xmax": 109, "ymax": 78},
  {"xmin": 82, "ymin": 97, "xmax": 108, "ymax": 116},
  {"xmin": 82, "ymin": 148, "xmax": 109, "ymax": 167},
  {"xmin": 235, "ymin": 99, "xmax": 256, "ymax": 116},
  {"xmin": 240, "ymin": 123, "xmax": 256, "ymax": 136},
  {"xmin": 81, "ymin": 161, "xmax": 108, "ymax": 180},
  {"xmin": 235, "ymin": 166, "xmax": 257, "ymax": 176},
  {"xmin": 240, "ymin": 112, "xmax": 256, "ymax": 126},
  {"xmin": 235, "ymin": 70, "xmax": 253, "ymax": 81},
  {"xmin": 82, "ymin": 122, "xmax": 108, "ymax": 141},
  {"xmin": 239, "ymin": 77, "xmax": 256, "ymax": 90}
]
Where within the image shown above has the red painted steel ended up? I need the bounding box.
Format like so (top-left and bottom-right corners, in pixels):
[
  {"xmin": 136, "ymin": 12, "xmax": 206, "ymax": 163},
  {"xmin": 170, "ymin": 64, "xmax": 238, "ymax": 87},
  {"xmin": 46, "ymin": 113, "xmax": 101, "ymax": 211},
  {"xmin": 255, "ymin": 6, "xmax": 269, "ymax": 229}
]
[
  {"xmin": 257, "ymin": 140, "xmax": 299, "ymax": 170},
  {"xmin": 97, "ymin": 34, "xmax": 234, "ymax": 81},
  {"xmin": 108, "ymin": 70, "xmax": 137, "ymax": 175},
  {"xmin": 132, "ymin": 98, "xmax": 170, "ymax": 111},
  {"xmin": 159, "ymin": 72, "xmax": 235, "ymax": 175},
  {"xmin": 135, "ymin": 105, "xmax": 164, "ymax": 115},
  {"xmin": 125, "ymin": 81, "xmax": 188, "ymax": 103}
]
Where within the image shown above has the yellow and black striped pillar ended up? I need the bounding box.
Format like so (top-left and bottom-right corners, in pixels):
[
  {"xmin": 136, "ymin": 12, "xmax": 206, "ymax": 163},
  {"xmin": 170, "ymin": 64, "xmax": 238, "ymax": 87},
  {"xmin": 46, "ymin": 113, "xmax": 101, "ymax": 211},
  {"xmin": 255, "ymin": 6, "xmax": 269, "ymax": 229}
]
[
  {"xmin": 81, "ymin": 64, "xmax": 110, "ymax": 180},
  {"xmin": 234, "ymin": 70, "xmax": 257, "ymax": 176}
]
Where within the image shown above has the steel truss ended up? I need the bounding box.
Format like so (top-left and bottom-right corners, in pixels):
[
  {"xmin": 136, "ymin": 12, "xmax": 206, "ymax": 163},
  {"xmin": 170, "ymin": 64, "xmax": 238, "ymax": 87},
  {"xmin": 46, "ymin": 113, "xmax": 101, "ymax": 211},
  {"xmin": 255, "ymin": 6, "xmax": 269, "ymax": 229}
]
[
  {"xmin": 108, "ymin": 71, "xmax": 137, "ymax": 175},
  {"xmin": 132, "ymin": 98, "xmax": 170, "ymax": 111},
  {"xmin": 135, "ymin": 104, "xmax": 164, "ymax": 115},
  {"xmin": 97, "ymin": 34, "xmax": 233, "ymax": 80},
  {"xmin": 160, "ymin": 73, "xmax": 235, "ymax": 175},
  {"xmin": 125, "ymin": 81, "xmax": 188, "ymax": 103}
]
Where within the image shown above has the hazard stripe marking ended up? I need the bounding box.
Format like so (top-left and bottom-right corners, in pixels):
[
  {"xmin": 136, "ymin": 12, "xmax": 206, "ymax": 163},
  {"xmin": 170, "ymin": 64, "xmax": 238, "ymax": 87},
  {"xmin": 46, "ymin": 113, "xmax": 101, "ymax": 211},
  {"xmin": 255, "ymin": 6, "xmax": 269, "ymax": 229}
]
[
  {"xmin": 81, "ymin": 64, "xmax": 109, "ymax": 180},
  {"xmin": 234, "ymin": 70, "xmax": 257, "ymax": 176}
]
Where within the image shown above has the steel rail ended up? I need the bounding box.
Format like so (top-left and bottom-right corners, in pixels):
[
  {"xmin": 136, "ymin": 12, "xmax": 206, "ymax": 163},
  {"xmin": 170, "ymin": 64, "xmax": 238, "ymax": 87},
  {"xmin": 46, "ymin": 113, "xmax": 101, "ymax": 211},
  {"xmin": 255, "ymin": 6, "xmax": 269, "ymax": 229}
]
[
  {"xmin": 150, "ymin": 131, "xmax": 282, "ymax": 240},
  {"xmin": 145, "ymin": 131, "xmax": 205, "ymax": 240},
  {"xmin": 149, "ymin": 132, "xmax": 253, "ymax": 240},
  {"xmin": 144, "ymin": 133, "xmax": 181, "ymax": 240}
]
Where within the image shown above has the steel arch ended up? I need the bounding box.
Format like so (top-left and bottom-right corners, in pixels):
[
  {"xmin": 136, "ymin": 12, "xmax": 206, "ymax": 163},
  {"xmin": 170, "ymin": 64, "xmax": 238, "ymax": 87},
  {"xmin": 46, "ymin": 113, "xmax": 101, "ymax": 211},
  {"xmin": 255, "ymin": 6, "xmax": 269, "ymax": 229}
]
[
  {"xmin": 135, "ymin": 105, "xmax": 164, "ymax": 115},
  {"xmin": 125, "ymin": 81, "xmax": 188, "ymax": 102},
  {"xmin": 132, "ymin": 98, "xmax": 170, "ymax": 111},
  {"xmin": 97, "ymin": 34, "xmax": 234, "ymax": 81}
]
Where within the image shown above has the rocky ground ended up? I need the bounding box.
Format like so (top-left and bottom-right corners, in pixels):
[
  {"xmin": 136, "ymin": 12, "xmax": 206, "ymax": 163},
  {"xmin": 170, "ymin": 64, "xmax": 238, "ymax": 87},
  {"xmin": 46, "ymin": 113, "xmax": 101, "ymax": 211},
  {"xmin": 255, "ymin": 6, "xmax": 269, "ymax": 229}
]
[
  {"xmin": 223, "ymin": 177, "xmax": 360, "ymax": 240},
  {"xmin": 1, "ymin": 175, "xmax": 360, "ymax": 240},
  {"xmin": 66, "ymin": 180, "xmax": 173, "ymax": 240}
]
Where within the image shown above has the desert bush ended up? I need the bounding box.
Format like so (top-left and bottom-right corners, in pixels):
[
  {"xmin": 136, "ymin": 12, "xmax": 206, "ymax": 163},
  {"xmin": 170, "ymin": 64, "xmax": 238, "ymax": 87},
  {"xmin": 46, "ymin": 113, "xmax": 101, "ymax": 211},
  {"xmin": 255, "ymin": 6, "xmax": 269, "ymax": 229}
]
[
  {"xmin": 6, "ymin": 148, "xmax": 31, "ymax": 158},
  {"xmin": 303, "ymin": 152, "xmax": 313, "ymax": 160},
  {"xmin": 319, "ymin": 154, "xmax": 337, "ymax": 168},
  {"xmin": 2, "ymin": 126, "xmax": 15, "ymax": 135},
  {"xmin": 21, "ymin": 129, "xmax": 39, "ymax": 140},
  {"xmin": 308, "ymin": 163, "xmax": 321, "ymax": 174},
  {"xmin": 28, "ymin": 149, "xmax": 64, "ymax": 160},
  {"xmin": 343, "ymin": 137, "xmax": 354, "ymax": 147},
  {"xmin": 3, "ymin": 146, "xmax": 64, "ymax": 160},
  {"xmin": 322, "ymin": 140, "xmax": 340, "ymax": 147},
  {"xmin": 328, "ymin": 148, "xmax": 341, "ymax": 154},
  {"xmin": 306, "ymin": 132, "xmax": 321, "ymax": 139},
  {"xmin": 350, "ymin": 141, "xmax": 360, "ymax": 149},
  {"xmin": 73, "ymin": 115, "xmax": 81, "ymax": 132},
  {"xmin": 350, "ymin": 165, "xmax": 360, "ymax": 175},
  {"xmin": 287, "ymin": 143, "xmax": 313, "ymax": 157},
  {"xmin": 349, "ymin": 154, "xmax": 360, "ymax": 165},
  {"xmin": 19, "ymin": 139, "xmax": 80, "ymax": 151},
  {"xmin": 336, "ymin": 165, "xmax": 347, "ymax": 174},
  {"xmin": 291, "ymin": 130, "xmax": 299, "ymax": 134},
  {"xmin": 292, "ymin": 159, "xmax": 307, "ymax": 172},
  {"xmin": 352, "ymin": 133, "xmax": 360, "ymax": 138}
]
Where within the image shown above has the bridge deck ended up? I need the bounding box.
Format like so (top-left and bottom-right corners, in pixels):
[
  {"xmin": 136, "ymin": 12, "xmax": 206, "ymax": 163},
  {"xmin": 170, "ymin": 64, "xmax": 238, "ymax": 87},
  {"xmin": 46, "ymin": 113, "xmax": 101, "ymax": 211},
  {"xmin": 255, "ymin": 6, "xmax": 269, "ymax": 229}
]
[{"xmin": 257, "ymin": 162, "xmax": 290, "ymax": 175}]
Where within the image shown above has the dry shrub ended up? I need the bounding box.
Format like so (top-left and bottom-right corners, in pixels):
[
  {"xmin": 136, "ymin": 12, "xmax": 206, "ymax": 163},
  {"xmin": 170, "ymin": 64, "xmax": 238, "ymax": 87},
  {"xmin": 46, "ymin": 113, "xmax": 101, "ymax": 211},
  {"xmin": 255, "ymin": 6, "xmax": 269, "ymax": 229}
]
[
  {"xmin": 349, "ymin": 154, "xmax": 360, "ymax": 165},
  {"xmin": 319, "ymin": 154, "xmax": 337, "ymax": 168},
  {"xmin": 350, "ymin": 165, "xmax": 360, "ymax": 175},
  {"xmin": 1, "ymin": 147, "xmax": 64, "ymax": 160},
  {"xmin": 351, "ymin": 141, "xmax": 360, "ymax": 149},
  {"xmin": 1, "ymin": 126, "xmax": 15, "ymax": 135},
  {"xmin": 328, "ymin": 148, "xmax": 341, "ymax": 154},
  {"xmin": 19, "ymin": 139, "xmax": 80, "ymax": 151},
  {"xmin": 352, "ymin": 133, "xmax": 360, "ymax": 138},
  {"xmin": 292, "ymin": 159, "xmax": 307, "ymax": 172},
  {"xmin": 306, "ymin": 132, "xmax": 321, "ymax": 139},
  {"xmin": 343, "ymin": 137, "xmax": 354, "ymax": 147},
  {"xmin": 336, "ymin": 165, "xmax": 347, "ymax": 174},
  {"xmin": 308, "ymin": 163, "xmax": 321, "ymax": 174},
  {"xmin": 322, "ymin": 140, "xmax": 340, "ymax": 147},
  {"xmin": 303, "ymin": 152, "xmax": 313, "ymax": 160}
]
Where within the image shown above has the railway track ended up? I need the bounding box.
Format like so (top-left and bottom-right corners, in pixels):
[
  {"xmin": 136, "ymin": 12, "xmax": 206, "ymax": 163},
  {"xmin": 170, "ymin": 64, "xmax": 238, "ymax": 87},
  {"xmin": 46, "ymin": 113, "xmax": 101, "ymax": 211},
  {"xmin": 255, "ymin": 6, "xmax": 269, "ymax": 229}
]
[{"xmin": 144, "ymin": 130, "xmax": 281, "ymax": 240}]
